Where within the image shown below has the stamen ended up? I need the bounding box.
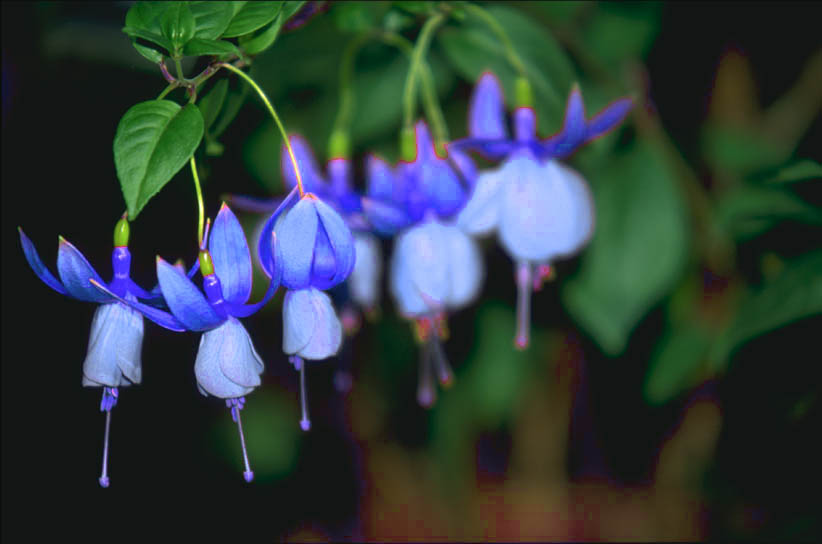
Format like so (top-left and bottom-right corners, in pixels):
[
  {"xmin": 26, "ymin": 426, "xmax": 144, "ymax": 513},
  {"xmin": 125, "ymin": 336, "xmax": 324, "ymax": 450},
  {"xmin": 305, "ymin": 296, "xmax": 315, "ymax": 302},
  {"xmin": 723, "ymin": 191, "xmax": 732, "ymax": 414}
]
[
  {"xmin": 416, "ymin": 340, "xmax": 436, "ymax": 408},
  {"xmin": 515, "ymin": 262, "xmax": 532, "ymax": 350},
  {"xmin": 430, "ymin": 328, "xmax": 454, "ymax": 388},
  {"xmin": 227, "ymin": 397, "xmax": 254, "ymax": 482},
  {"xmin": 297, "ymin": 357, "xmax": 311, "ymax": 431},
  {"xmin": 98, "ymin": 387, "xmax": 118, "ymax": 488}
]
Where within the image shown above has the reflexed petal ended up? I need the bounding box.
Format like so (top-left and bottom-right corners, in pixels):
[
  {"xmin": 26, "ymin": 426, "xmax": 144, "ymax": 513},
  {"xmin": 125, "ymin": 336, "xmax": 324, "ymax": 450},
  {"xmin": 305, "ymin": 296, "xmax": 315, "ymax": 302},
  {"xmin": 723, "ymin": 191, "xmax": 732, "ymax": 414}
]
[
  {"xmin": 209, "ymin": 204, "xmax": 252, "ymax": 305},
  {"xmin": 350, "ymin": 233, "xmax": 382, "ymax": 309},
  {"xmin": 281, "ymin": 134, "xmax": 326, "ymax": 194},
  {"xmin": 498, "ymin": 153, "xmax": 580, "ymax": 261},
  {"xmin": 82, "ymin": 301, "xmax": 143, "ymax": 387},
  {"xmin": 469, "ymin": 72, "xmax": 507, "ymax": 140},
  {"xmin": 56, "ymin": 237, "xmax": 111, "ymax": 303},
  {"xmin": 157, "ymin": 257, "xmax": 223, "ymax": 331},
  {"xmin": 366, "ymin": 154, "xmax": 396, "ymax": 201},
  {"xmin": 585, "ymin": 97, "xmax": 633, "ymax": 139},
  {"xmin": 258, "ymin": 186, "xmax": 300, "ymax": 278},
  {"xmin": 194, "ymin": 317, "xmax": 262, "ymax": 398},
  {"xmin": 283, "ymin": 288, "xmax": 342, "ymax": 360},
  {"xmin": 18, "ymin": 228, "xmax": 68, "ymax": 296},
  {"xmin": 444, "ymin": 225, "xmax": 483, "ymax": 309},
  {"xmin": 455, "ymin": 168, "xmax": 505, "ymax": 236},
  {"xmin": 390, "ymin": 221, "xmax": 450, "ymax": 316},
  {"xmin": 90, "ymin": 279, "xmax": 186, "ymax": 332},
  {"xmin": 314, "ymin": 199, "xmax": 355, "ymax": 288},
  {"xmin": 276, "ymin": 196, "xmax": 319, "ymax": 290},
  {"xmin": 361, "ymin": 197, "xmax": 411, "ymax": 236}
]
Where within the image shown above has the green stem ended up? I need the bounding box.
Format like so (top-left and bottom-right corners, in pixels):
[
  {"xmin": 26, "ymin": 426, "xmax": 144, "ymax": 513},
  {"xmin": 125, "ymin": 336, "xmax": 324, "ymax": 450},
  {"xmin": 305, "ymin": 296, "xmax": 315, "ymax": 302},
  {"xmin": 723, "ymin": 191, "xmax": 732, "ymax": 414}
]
[
  {"xmin": 402, "ymin": 12, "xmax": 447, "ymax": 130},
  {"xmin": 190, "ymin": 156, "xmax": 205, "ymax": 246},
  {"xmin": 462, "ymin": 2, "xmax": 528, "ymax": 79},
  {"xmin": 219, "ymin": 62, "xmax": 305, "ymax": 197},
  {"xmin": 156, "ymin": 83, "xmax": 178, "ymax": 100},
  {"xmin": 174, "ymin": 57, "xmax": 186, "ymax": 80},
  {"xmin": 331, "ymin": 33, "xmax": 372, "ymax": 138}
]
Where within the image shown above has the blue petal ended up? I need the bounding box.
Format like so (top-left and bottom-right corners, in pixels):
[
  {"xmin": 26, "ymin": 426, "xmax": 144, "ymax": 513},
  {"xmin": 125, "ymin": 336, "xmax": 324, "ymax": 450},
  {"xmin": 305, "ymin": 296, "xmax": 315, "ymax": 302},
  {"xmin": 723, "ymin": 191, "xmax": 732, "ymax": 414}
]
[
  {"xmin": 276, "ymin": 196, "xmax": 319, "ymax": 290},
  {"xmin": 585, "ymin": 97, "xmax": 633, "ymax": 140},
  {"xmin": 349, "ymin": 233, "xmax": 382, "ymax": 309},
  {"xmin": 209, "ymin": 204, "xmax": 252, "ymax": 305},
  {"xmin": 228, "ymin": 230, "xmax": 283, "ymax": 318},
  {"xmin": 361, "ymin": 197, "xmax": 412, "ymax": 235},
  {"xmin": 224, "ymin": 193, "xmax": 282, "ymax": 214},
  {"xmin": 156, "ymin": 257, "xmax": 224, "ymax": 331},
  {"xmin": 81, "ymin": 300, "xmax": 144, "ymax": 387},
  {"xmin": 469, "ymin": 72, "xmax": 508, "ymax": 140},
  {"xmin": 449, "ymin": 138, "xmax": 518, "ymax": 161},
  {"xmin": 282, "ymin": 134, "xmax": 326, "ymax": 194},
  {"xmin": 366, "ymin": 154, "xmax": 396, "ymax": 201},
  {"xmin": 89, "ymin": 279, "xmax": 187, "ymax": 332},
  {"xmin": 455, "ymin": 168, "xmax": 505, "ymax": 236},
  {"xmin": 18, "ymin": 228, "xmax": 67, "ymax": 296},
  {"xmin": 283, "ymin": 288, "xmax": 342, "ymax": 360},
  {"xmin": 56, "ymin": 237, "xmax": 111, "ymax": 303},
  {"xmin": 314, "ymin": 199, "xmax": 355, "ymax": 288},
  {"xmin": 258, "ymin": 186, "xmax": 300, "ymax": 278},
  {"xmin": 194, "ymin": 317, "xmax": 263, "ymax": 398}
]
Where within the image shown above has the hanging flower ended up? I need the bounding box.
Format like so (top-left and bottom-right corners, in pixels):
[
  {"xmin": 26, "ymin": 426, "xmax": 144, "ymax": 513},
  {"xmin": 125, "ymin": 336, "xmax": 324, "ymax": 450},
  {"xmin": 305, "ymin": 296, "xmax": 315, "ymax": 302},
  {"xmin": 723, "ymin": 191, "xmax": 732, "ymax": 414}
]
[
  {"xmin": 18, "ymin": 214, "xmax": 163, "ymax": 488},
  {"xmin": 452, "ymin": 72, "xmax": 632, "ymax": 348}
]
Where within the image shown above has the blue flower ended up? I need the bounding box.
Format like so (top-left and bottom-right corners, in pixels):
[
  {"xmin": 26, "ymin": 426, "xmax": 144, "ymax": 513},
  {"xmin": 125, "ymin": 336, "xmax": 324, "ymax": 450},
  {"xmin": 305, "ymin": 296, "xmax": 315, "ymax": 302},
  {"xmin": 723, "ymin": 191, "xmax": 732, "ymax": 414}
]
[
  {"xmin": 19, "ymin": 215, "xmax": 160, "ymax": 488},
  {"xmin": 94, "ymin": 203, "xmax": 283, "ymax": 483},
  {"xmin": 453, "ymin": 72, "xmax": 631, "ymax": 348}
]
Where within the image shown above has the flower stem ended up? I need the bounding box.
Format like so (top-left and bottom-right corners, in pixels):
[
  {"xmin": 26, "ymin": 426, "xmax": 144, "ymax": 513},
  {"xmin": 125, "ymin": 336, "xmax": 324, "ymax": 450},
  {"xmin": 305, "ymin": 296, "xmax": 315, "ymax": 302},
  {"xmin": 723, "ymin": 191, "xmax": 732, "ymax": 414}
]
[
  {"xmin": 331, "ymin": 33, "xmax": 372, "ymax": 140},
  {"xmin": 156, "ymin": 83, "xmax": 178, "ymax": 100},
  {"xmin": 402, "ymin": 12, "xmax": 447, "ymax": 131},
  {"xmin": 462, "ymin": 3, "xmax": 528, "ymax": 80},
  {"xmin": 190, "ymin": 156, "xmax": 205, "ymax": 247},
  {"xmin": 219, "ymin": 63, "xmax": 305, "ymax": 197}
]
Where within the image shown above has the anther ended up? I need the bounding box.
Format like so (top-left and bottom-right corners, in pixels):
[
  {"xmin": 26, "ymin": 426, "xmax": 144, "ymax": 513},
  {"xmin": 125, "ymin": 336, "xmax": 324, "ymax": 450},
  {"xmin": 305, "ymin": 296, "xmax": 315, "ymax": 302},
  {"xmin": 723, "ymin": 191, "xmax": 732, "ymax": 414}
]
[{"xmin": 98, "ymin": 387, "xmax": 118, "ymax": 488}]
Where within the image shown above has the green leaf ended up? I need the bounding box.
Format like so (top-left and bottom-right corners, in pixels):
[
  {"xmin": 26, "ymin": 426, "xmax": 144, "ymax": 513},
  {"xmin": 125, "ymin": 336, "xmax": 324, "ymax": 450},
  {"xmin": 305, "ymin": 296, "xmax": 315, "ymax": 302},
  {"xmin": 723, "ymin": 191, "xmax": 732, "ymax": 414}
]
[
  {"xmin": 160, "ymin": 2, "xmax": 196, "ymax": 52},
  {"xmin": 644, "ymin": 321, "xmax": 712, "ymax": 405},
  {"xmin": 124, "ymin": 2, "xmax": 169, "ymax": 62},
  {"xmin": 394, "ymin": 1, "xmax": 434, "ymax": 15},
  {"xmin": 710, "ymin": 251, "xmax": 822, "ymax": 369},
  {"xmin": 237, "ymin": 7, "xmax": 288, "ymax": 55},
  {"xmin": 188, "ymin": 1, "xmax": 234, "ymax": 39},
  {"xmin": 198, "ymin": 79, "xmax": 229, "ymax": 131},
  {"xmin": 702, "ymin": 122, "xmax": 793, "ymax": 174},
  {"xmin": 581, "ymin": 3, "xmax": 662, "ymax": 65},
  {"xmin": 211, "ymin": 82, "xmax": 249, "ymax": 138},
  {"xmin": 333, "ymin": 2, "xmax": 376, "ymax": 32},
  {"xmin": 716, "ymin": 184, "xmax": 822, "ymax": 240},
  {"xmin": 182, "ymin": 37, "xmax": 239, "ymax": 57},
  {"xmin": 222, "ymin": 1, "xmax": 284, "ymax": 38},
  {"xmin": 439, "ymin": 5, "xmax": 576, "ymax": 131},
  {"xmin": 113, "ymin": 100, "xmax": 204, "ymax": 219},
  {"xmin": 562, "ymin": 141, "xmax": 689, "ymax": 355},
  {"xmin": 762, "ymin": 159, "xmax": 822, "ymax": 185},
  {"xmin": 122, "ymin": 26, "xmax": 173, "ymax": 54}
]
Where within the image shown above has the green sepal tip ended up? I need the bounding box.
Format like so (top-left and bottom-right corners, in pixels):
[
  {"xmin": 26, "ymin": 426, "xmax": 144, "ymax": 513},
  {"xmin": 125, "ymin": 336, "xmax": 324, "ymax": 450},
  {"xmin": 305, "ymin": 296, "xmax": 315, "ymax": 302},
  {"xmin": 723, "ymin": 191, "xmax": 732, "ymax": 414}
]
[
  {"xmin": 114, "ymin": 213, "xmax": 130, "ymax": 247},
  {"xmin": 515, "ymin": 76, "xmax": 533, "ymax": 109},
  {"xmin": 400, "ymin": 126, "xmax": 416, "ymax": 162},
  {"xmin": 198, "ymin": 249, "xmax": 215, "ymax": 277},
  {"xmin": 328, "ymin": 130, "xmax": 351, "ymax": 159}
]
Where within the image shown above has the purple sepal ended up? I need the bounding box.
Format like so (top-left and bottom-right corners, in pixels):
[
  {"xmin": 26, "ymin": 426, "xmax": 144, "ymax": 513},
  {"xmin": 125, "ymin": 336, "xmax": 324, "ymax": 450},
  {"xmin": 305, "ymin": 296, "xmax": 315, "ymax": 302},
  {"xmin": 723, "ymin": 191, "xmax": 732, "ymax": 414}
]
[
  {"xmin": 209, "ymin": 204, "xmax": 253, "ymax": 306},
  {"xmin": 89, "ymin": 279, "xmax": 187, "ymax": 332},
  {"xmin": 449, "ymin": 138, "xmax": 518, "ymax": 161},
  {"xmin": 469, "ymin": 72, "xmax": 507, "ymax": 140},
  {"xmin": 156, "ymin": 257, "xmax": 224, "ymax": 331},
  {"xmin": 18, "ymin": 227, "xmax": 68, "ymax": 296},
  {"xmin": 584, "ymin": 97, "xmax": 633, "ymax": 139},
  {"xmin": 224, "ymin": 194, "xmax": 283, "ymax": 214},
  {"xmin": 360, "ymin": 197, "xmax": 411, "ymax": 236},
  {"xmin": 227, "ymin": 231, "xmax": 282, "ymax": 318},
  {"xmin": 56, "ymin": 237, "xmax": 111, "ymax": 303},
  {"xmin": 513, "ymin": 107, "xmax": 537, "ymax": 143},
  {"xmin": 282, "ymin": 134, "xmax": 327, "ymax": 195},
  {"xmin": 258, "ymin": 186, "xmax": 300, "ymax": 279}
]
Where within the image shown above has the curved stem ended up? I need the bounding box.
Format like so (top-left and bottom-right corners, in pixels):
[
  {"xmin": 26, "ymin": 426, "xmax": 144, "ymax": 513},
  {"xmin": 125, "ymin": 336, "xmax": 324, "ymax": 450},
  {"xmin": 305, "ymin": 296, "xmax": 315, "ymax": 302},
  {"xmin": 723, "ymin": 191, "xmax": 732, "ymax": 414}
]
[
  {"xmin": 332, "ymin": 33, "xmax": 372, "ymax": 138},
  {"xmin": 219, "ymin": 63, "xmax": 305, "ymax": 197},
  {"xmin": 402, "ymin": 12, "xmax": 447, "ymax": 130},
  {"xmin": 462, "ymin": 2, "xmax": 528, "ymax": 79},
  {"xmin": 190, "ymin": 156, "xmax": 205, "ymax": 246},
  {"xmin": 156, "ymin": 83, "xmax": 178, "ymax": 100}
]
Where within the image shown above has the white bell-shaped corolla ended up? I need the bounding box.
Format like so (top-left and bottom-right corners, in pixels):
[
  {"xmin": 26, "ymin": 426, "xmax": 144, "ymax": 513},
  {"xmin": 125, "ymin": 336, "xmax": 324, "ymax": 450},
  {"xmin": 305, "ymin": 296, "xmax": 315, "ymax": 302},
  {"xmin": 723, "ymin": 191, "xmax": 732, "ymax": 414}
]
[
  {"xmin": 389, "ymin": 217, "xmax": 483, "ymax": 318},
  {"xmin": 349, "ymin": 232, "xmax": 382, "ymax": 311},
  {"xmin": 194, "ymin": 317, "xmax": 264, "ymax": 399},
  {"xmin": 283, "ymin": 287, "xmax": 343, "ymax": 361},
  {"xmin": 82, "ymin": 298, "xmax": 144, "ymax": 387}
]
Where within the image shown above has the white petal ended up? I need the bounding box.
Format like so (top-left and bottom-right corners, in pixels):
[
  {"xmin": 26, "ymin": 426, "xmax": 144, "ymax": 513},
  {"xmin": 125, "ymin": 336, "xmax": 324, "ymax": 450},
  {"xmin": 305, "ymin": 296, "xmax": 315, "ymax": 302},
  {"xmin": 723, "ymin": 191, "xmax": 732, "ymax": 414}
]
[
  {"xmin": 194, "ymin": 318, "xmax": 261, "ymax": 398},
  {"xmin": 444, "ymin": 224, "xmax": 484, "ymax": 309},
  {"xmin": 283, "ymin": 288, "xmax": 342, "ymax": 360},
  {"xmin": 455, "ymin": 168, "xmax": 505, "ymax": 236},
  {"xmin": 349, "ymin": 233, "xmax": 382, "ymax": 309},
  {"xmin": 82, "ymin": 302, "xmax": 143, "ymax": 387},
  {"xmin": 389, "ymin": 221, "xmax": 450, "ymax": 316}
]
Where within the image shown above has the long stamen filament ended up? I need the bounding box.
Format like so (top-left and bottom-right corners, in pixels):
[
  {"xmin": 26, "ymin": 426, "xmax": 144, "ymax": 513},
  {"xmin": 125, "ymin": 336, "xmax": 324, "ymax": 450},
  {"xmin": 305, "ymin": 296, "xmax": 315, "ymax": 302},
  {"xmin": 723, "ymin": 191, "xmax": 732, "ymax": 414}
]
[
  {"xmin": 299, "ymin": 358, "xmax": 311, "ymax": 431},
  {"xmin": 98, "ymin": 387, "xmax": 117, "ymax": 488},
  {"xmin": 230, "ymin": 400, "xmax": 254, "ymax": 483},
  {"xmin": 417, "ymin": 339, "xmax": 436, "ymax": 408},
  {"xmin": 515, "ymin": 261, "xmax": 533, "ymax": 350},
  {"xmin": 429, "ymin": 334, "xmax": 454, "ymax": 387},
  {"xmin": 219, "ymin": 62, "xmax": 305, "ymax": 197}
]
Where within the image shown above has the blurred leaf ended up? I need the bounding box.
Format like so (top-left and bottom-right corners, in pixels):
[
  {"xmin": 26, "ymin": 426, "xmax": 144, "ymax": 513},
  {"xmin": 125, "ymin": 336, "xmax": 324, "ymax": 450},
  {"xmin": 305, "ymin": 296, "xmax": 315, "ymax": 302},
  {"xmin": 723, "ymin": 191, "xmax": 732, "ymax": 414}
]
[
  {"xmin": 211, "ymin": 81, "xmax": 250, "ymax": 138},
  {"xmin": 124, "ymin": 2, "xmax": 168, "ymax": 62},
  {"xmin": 702, "ymin": 122, "xmax": 792, "ymax": 174},
  {"xmin": 198, "ymin": 78, "xmax": 229, "ymax": 131},
  {"xmin": 581, "ymin": 2, "xmax": 661, "ymax": 65},
  {"xmin": 525, "ymin": 0, "xmax": 588, "ymax": 23},
  {"xmin": 333, "ymin": 2, "xmax": 377, "ymax": 32},
  {"xmin": 160, "ymin": 2, "xmax": 196, "ymax": 52},
  {"xmin": 122, "ymin": 26, "xmax": 173, "ymax": 56},
  {"xmin": 383, "ymin": 8, "xmax": 414, "ymax": 32},
  {"xmin": 762, "ymin": 159, "xmax": 822, "ymax": 185},
  {"xmin": 113, "ymin": 100, "xmax": 204, "ymax": 219},
  {"xmin": 181, "ymin": 37, "xmax": 239, "ymax": 57},
  {"xmin": 644, "ymin": 321, "xmax": 712, "ymax": 405},
  {"xmin": 394, "ymin": 1, "xmax": 434, "ymax": 15},
  {"xmin": 238, "ymin": 2, "xmax": 304, "ymax": 56},
  {"xmin": 213, "ymin": 390, "xmax": 301, "ymax": 482},
  {"xmin": 710, "ymin": 250, "xmax": 822, "ymax": 369},
  {"xmin": 188, "ymin": 1, "xmax": 234, "ymax": 39},
  {"xmin": 563, "ymin": 141, "xmax": 689, "ymax": 355},
  {"xmin": 716, "ymin": 184, "xmax": 822, "ymax": 240},
  {"xmin": 223, "ymin": 1, "xmax": 284, "ymax": 38},
  {"xmin": 439, "ymin": 4, "xmax": 576, "ymax": 131}
]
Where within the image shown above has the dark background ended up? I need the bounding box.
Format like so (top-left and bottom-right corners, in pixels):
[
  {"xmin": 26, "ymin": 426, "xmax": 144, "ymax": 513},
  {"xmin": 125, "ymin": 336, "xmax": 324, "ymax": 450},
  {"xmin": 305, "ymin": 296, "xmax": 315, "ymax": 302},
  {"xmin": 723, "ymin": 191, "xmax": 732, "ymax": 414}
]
[{"xmin": 3, "ymin": 2, "xmax": 820, "ymax": 541}]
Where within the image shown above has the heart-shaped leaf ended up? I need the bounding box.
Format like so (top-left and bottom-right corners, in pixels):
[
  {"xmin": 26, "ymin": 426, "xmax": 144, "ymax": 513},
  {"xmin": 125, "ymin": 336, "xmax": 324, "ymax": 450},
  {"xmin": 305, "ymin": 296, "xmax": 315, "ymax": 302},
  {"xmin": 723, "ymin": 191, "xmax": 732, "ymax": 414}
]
[
  {"xmin": 222, "ymin": 1, "xmax": 284, "ymax": 38},
  {"xmin": 114, "ymin": 100, "xmax": 204, "ymax": 219},
  {"xmin": 182, "ymin": 37, "xmax": 239, "ymax": 57},
  {"xmin": 188, "ymin": 1, "xmax": 234, "ymax": 39}
]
